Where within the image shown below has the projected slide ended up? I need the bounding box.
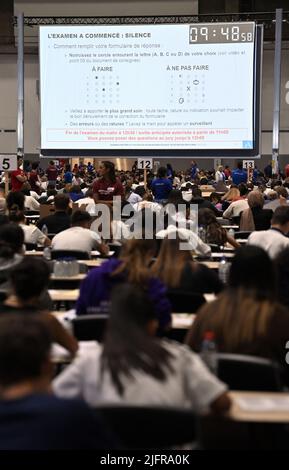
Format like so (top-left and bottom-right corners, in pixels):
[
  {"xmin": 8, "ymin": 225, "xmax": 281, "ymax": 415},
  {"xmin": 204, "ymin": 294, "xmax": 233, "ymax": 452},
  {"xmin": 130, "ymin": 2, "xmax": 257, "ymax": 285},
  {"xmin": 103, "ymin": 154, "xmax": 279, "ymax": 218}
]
[{"xmin": 40, "ymin": 23, "xmax": 256, "ymax": 152}]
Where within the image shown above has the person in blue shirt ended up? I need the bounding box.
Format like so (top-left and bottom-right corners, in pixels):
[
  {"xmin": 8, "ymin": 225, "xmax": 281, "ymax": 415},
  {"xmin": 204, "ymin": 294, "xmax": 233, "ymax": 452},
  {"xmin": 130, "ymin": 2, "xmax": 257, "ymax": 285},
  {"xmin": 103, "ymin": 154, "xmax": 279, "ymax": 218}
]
[
  {"xmin": 190, "ymin": 160, "xmax": 199, "ymax": 181},
  {"xmin": 151, "ymin": 167, "xmax": 172, "ymax": 203},
  {"xmin": 232, "ymin": 162, "xmax": 247, "ymax": 185},
  {"xmin": 63, "ymin": 163, "xmax": 73, "ymax": 185}
]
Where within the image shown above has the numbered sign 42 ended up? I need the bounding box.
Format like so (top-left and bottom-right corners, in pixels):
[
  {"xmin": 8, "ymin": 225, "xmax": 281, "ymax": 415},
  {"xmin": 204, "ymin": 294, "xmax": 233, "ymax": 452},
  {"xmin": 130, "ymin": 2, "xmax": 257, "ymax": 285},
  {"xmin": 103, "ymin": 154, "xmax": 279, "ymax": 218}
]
[
  {"xmin": 0, "ymin": 155, "xmax": 18, "ymax": 172},
  {"xmin": 137, "ymin": 158, "xmax": 153, "ymax": 170}
]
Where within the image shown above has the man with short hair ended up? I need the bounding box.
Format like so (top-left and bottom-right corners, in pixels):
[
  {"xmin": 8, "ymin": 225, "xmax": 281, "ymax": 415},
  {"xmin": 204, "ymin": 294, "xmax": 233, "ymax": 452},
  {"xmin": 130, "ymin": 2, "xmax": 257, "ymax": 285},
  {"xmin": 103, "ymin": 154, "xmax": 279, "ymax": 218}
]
[
  {"xmin": 248, "ymin": 206, "xmax": 289, "ymax": 258},
  {"xmin": 37, "ymin": 193, "xmax": 71, "ymax": 234},
  {"xmin": 51, "ymin": 210, "xmax": 108, "ymax": 255},
  {"xmin": 0, "ymin": 315, "xmax": 114, "ymax": 450}
]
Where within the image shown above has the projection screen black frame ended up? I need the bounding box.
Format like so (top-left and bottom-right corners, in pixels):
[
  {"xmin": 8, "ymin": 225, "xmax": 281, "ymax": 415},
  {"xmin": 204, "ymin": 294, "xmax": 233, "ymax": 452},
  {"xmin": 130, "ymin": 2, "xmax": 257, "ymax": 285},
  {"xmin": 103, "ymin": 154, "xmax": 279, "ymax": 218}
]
[{"xmin": 40, "ymin": 23, "xmax": 263, "ymax": 158}]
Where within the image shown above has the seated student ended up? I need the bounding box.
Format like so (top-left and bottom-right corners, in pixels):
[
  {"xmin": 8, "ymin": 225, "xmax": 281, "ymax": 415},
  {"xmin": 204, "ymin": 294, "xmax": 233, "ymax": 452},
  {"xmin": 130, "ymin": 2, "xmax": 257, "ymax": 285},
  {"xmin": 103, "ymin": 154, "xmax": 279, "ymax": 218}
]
[
  {"xmin": 221, "ymin": 187, "xmax": 240, "ymax": 212},
  {"xmin": 10, "ymin": 208, "xmax": 51, "ymax": 248},
  {"xmin": 0, "ymin": 315, "xmax": 112, "ymax": 450},
  {"xmin": 0, "ymin": 257, "xmax": 77, "ymax": 355},
  {"xmin": 222, "ymin": 183, "xmax": 249, "ymax": 220},
  {"xmin": 198, "ymin": 209, "xmax": 240, "ymax": 249},
  {"xmin": 191, "ymin": 187, "xmax": 221, "ymax": 217},
  {"xmin": 52, "ymin": 210, "xmax": 108, "ymax": 256},
  {"xmin": 248, "ymin": 206, "xmax": 289, "ymax": 258},
  {"xmin": 54, "ymin": 284, "xmax": 230, "ymax": 414},
  {"xmin": 69, "ymin": 185, "xmax": 85, "ymax": 203},
  {"xmin": 186, "ymin": 246, "xmax": 289, "ymax": 371},
  {"xmin": 76, "ymin": 239, "xmax": 171, "ymax": 330},
  {"xmin": 37, "ymin": 193, "xmax": 71, "ymax": 235},
  {"xmin": 0, "ymin": 224, "xmax": 24, "ymax": 294},
  {"xmin": 152, "ymin": 234, "xmax": 223, "ymax": 295},
  {"xmin": 240, "ymin": 190, "xmax": 273, "ymax": 232}
]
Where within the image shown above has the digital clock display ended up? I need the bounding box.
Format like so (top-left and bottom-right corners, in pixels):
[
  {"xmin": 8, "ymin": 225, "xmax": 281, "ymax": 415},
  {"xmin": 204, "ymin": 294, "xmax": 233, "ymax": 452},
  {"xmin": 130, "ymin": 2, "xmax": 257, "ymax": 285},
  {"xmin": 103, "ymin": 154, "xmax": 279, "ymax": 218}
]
[{"xmin": 189, "ymin": 22, "xmax": 255, "ymax": 44}]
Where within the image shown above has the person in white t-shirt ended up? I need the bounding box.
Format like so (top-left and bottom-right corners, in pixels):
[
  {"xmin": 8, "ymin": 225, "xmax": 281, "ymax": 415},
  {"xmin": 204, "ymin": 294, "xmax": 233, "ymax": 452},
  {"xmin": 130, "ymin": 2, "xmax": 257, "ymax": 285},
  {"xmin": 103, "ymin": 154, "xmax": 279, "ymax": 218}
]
[
  {"xmin": 248, "ymin": 205, "xmax": 289, "ymax": 258},
  {"xmin": 51, "ymin": 210, "xmax": 108, "ymax": 256},
  {"xmin": 53, "ymin": 284, "xmax": 230, "ymax": 413}
]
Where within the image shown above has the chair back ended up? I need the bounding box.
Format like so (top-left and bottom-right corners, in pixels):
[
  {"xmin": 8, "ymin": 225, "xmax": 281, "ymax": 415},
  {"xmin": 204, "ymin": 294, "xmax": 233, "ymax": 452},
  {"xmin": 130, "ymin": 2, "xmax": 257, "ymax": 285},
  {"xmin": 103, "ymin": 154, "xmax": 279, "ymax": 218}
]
[
  {"xmin": 51, "ymin": 250, "xmax": 90, "ymax": 260},
  {"xmin": 167, "ymin": 291, "xmax": 205, "ymax": 313},
  {"xmin": 72, "ymin": 314, "xmax": 108, "ymax": 341},
  {"xmin": 40, "ymin": 204, "xmax": 55, "ymax": 218},
  {"xmin": 217, "ymin": 353, "xmax": 285, "ymax": 391},
  {"xmin": 94, "ymin": 405, "xmax": 197, "ymax": 449},
  {"xmin": 234, "ymin": 231, "xmax": 252, "ymax": 240}
]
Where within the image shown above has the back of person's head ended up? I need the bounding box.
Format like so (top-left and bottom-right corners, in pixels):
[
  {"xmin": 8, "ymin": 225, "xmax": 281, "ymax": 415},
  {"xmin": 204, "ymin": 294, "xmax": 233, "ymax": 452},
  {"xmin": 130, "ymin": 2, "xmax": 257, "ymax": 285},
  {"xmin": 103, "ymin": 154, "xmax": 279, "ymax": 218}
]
[
  {"xmin": 191, "ymin": 187, "xmax": 202, "ymax": 198},
  {"xmin": 247, "ymin": 190, "xmax": 264, "ymax": 209},
  {"xmin": 49, "ymin": 160, "xmax": 55, "ymax": 166},
  {"xmin": 10, "ymin": 258, "xmax": 50, "ymax": 303},
  {"xmin": 0, "ymin": 223, "xmax": 24, "ymax": 257},
  {"xmin": 238, "ymin": 183, "xmax": 248, "ymax": 197},
  {"xmin": 54, "ymin": 193, "xmax": 70, "ymax": 211},
  {"xmin": 210, "ymin": 192, "xmax": 221, "ymax": 203},
  {"xmin": 228, "ymin": 246, "xmax": 276, "ymax": 300},
  {"xmin": 198, "ymin": 208, "xmax": 226, "ymax": 245},
  {"xmin": 70, "ymin": 185, "xmax": 81, "ymax": 194},
  {"xmin": 157, "ymin": 167, "xmax": 167, "ymax": 178},
  {"xmin": 166, "ymin": 189, "xmax": 183, "ymax": 206},
  {"xmin": 152, "ymin": 234, "xmax": 192, "ymax": 288},
  {"xmin": 275, "ymin": 186, "xmax": 288, "ymax": 199},
  {"xmin": 116, "ymin": 238, "xmax": 157, "ymax": 284},
  {"xmin": 6, "ymin": 191, "xmax": 25, "ymax": 212},
  {"xmin": 71, "ymin": 210, "xmax": 91, "ymax": 227},
  {"xmin": 0, "ymin": 315, "xmax": 52, "ymax": 388},
  {"xmin": 31, "ymin": 162, "xmax": 39, "ymax": 170},
  {"xmin": 101, "ymin": 284, "xmax": 172, "ymax": 395},
  {"xmin": 222, "ymin": 187, "xmax": 240, "ymax": 201},
  {"xmin": 237, "ymin": 162, "xmax": 243, "ymax": 170},
  {"xmin": 271, "ymin": 205, "xmax": 289, "ymax": 226}
]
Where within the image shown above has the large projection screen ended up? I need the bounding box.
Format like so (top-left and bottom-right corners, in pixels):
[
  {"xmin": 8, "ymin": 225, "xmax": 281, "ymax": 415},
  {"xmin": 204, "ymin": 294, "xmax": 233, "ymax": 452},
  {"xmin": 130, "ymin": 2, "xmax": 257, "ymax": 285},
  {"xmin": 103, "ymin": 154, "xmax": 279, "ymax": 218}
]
[{"xmin": 39, "ymin": 22, "xmax": 262, "ymax": 157}]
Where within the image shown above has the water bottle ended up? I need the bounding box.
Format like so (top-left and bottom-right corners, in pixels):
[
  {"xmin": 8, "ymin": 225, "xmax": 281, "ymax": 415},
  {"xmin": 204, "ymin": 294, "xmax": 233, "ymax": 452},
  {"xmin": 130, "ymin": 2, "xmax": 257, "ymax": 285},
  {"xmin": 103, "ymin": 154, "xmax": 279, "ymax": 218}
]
[
  {"xmin": 228, "ymin": 228, "xmax": 235, "ymax": 239},
  {"xmin": 198, "ymin": 225, "xmax": 207, "ymax": 243},
  {"xmin": 42, "ymin": 224, "xmax": 48, "ymax": 237},
  {"xmin": 218, "ymin": 256, "xmax": 231, "ymax": 284},
  {"xmin": 200, "ymin": 331, "xmax": 218, "ymax": 375},
  {"xmin": 43, "ymin": 246, "xmax": 51, "ymax": 261}
]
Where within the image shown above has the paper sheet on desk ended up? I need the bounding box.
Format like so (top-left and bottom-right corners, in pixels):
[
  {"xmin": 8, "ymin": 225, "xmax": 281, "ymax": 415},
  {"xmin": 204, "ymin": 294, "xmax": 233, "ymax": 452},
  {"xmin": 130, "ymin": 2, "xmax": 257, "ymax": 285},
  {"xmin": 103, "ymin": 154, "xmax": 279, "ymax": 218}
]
[
  {"xmin": 235, "ymin": 396, "xmax": 289, "ymax": 412},
  {"xmin": 91, "ymin": 250, "xmax": 114, "ymax": 257}
]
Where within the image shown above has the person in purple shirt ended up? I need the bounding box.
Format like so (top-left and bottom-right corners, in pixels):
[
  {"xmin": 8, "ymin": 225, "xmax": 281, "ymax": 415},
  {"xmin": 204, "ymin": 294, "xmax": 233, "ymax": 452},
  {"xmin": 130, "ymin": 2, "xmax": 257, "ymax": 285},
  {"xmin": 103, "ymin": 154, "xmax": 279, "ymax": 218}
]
[
  {"xmin": 76, "ymin": 239, "xmax": 171, "ymax": 330},
  {"xmin": 151, "ymin": 167, "xmax": 173, "ymax": 203}
]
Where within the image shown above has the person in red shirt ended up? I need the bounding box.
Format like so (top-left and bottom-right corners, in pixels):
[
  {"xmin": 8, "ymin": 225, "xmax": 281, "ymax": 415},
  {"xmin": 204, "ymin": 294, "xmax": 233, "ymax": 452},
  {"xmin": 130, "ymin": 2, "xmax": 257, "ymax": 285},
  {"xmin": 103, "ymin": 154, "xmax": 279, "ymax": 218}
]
[
  {"xmin": 28, "ymin": 162, "xmax": 41, "ymax": 194},
  {"xmin": 11, "ymin": 158, "xmax": 27, "ymax": 192},
  {"xmin": 46, "ymin": 161, "xmax": 58, "ymax": 186},
  {"xmin": 285, "ymin": 163, "xmax": 289, "ymax": 178},
  {"xmin": 92, "ymin": 161, "xmax": 124, "ymax": 203}
]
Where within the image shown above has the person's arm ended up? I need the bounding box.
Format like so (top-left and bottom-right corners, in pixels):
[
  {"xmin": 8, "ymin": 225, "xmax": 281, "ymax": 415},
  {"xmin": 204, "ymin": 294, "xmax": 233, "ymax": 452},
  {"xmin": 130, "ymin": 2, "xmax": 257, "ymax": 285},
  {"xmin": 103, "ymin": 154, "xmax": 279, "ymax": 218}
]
[
  {"xmin": 226, "ymin": 234, "xmax": 240, "ymax": 249},
  {"xmin": 34, "ymin": 226, "xmax": 51, "ymax": 247},
  {"xmin": 53, "ymin": 352, "xmax": 85, "ymax": 399},
  {"xmin": 41, "ymin": 313, "xmax": 78, "ymax": 356},
  {"xmin": 16, "ymin": 174, "xmax": 27, "ymax": 183},
  {"xmin": 222, "ymin": 203, "xmax": 233, "ymax": 219}
]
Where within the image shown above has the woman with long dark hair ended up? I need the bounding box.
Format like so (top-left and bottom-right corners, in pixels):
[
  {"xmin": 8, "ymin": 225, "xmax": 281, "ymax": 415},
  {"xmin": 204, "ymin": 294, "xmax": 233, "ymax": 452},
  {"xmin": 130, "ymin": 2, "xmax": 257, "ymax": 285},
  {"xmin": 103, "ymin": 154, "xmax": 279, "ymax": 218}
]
[
  {"xmin": 186, "ymin": 246, "xmax": 289, "ymax": 371},
  {"xmin": 92, "ymin": 161, "xmax": 124, "ymax": 203},
  {"xmin": 54, "ymin": 284, "xmax": 230, "ymax": 413}
]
